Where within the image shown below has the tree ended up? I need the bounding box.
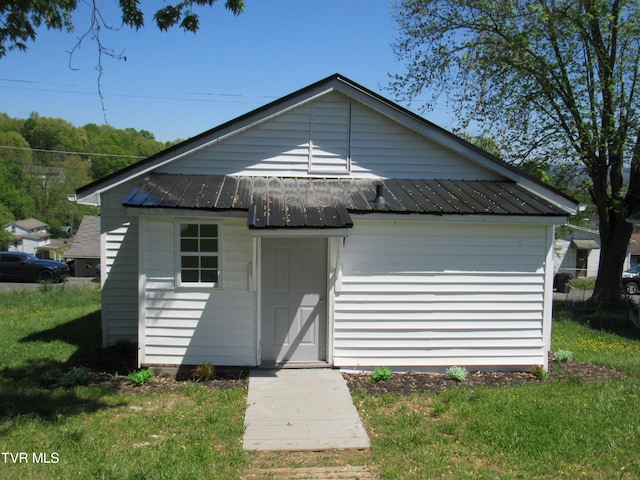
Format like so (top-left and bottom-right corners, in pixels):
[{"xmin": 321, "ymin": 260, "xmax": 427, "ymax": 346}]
[
  {"xmin": 392, "ymin": 0, "xmax": 640, "ymax": 306},
  {"xmin": 0, "ymin": 157, "xmax": 36, "ymax": 221},
  {"xmin": 0, "ymin": 229, "xmax": 14, "ymax": 250},
  {"xmin": 22, "ymin": 113, "xmax": 86, "ymax": 164},
  {"xmin": 0, "ymin": 0, "xmax": 244, "ymax": 58}
]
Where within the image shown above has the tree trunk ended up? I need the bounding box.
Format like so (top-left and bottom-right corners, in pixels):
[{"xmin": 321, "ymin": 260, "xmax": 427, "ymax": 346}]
[{"xmin": 592, "ymin": 218, "xmax": 633, "ymax": 306}]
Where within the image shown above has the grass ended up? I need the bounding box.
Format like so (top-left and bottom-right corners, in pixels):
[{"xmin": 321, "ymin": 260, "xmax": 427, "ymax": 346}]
[
  {"xmin": 553, "ymin": 313, "xmax": 640, "ymax": 377},
  {"xmin": 355, "ymin": 379, "xmax": 639, "ymax": 479},
  {"xmin": 0, "ymin": 286, "xmax": 246, "ymax": 479},
  {"xmin": 1, "ymin": 287, "xmax": 640, "ymax": 479}
]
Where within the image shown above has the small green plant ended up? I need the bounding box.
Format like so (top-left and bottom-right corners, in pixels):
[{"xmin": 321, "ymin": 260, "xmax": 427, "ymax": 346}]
[
  {"xmin": 60, "ymin": 366, "xmax": 91, "ymax": 388},
  {"xmin": 446, "ymin": 366, "xmax": 468, "ymax": 382},
  {"xmin": 555, "ymin": 349, "xmax": 573, "ymax": 362},
  {"xmin": 530, "ymin": 365, "xmax": 549, "ymax": 380},
  {"xmin": 370, "ymin": 367, "xmax": 393, "ymax": 383},
  {"xmin": 192, "ymin": 362, "xmax": 215, "ymax": 382},
  {"xmin": 127, "ymin": 368, "xmax": 155, "ymax": 385}
]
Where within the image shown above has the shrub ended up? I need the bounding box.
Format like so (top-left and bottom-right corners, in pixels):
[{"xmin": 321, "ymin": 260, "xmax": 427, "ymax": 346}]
[
  {"xmin": 370, "ymin": 367, "xmax": 393, "ymax": 383},
  {"xmin": 127, "ymin": 369, "xmax": 155, "ymax": 386},
  {"xmin": 60, "ymin": 366, "xmax": 91, "ymax": 388},
  {"xmin": 446, "ymin": 366, "xmax": 468, "ymax": 382},
  {"xmin": 531, "ymin": 365, "xmax": 549, "ymax": 380},
  {"xmin": 555, "ymin": 349, "xmax": 573, "ymax": 362},
  {"xmin": 192, "ymin": 362, "xmax": 215, "ymax": 382}
]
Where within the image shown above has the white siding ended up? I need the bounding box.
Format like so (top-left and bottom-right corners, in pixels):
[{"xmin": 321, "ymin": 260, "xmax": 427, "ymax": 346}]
[
  {"xmin": 334, "ymin": 219, "xmax": 552, "ymax": 370},
  {"xmin": 140, "ymin": 216, "xmax": 255, "ymax": 366},
  {"xmin": 100, "ymin": 182, "xmax": 140, "ymax": 346},
  {"xmin": 158, "ymin": 92, "xmax": 499, "ymax": 180}
]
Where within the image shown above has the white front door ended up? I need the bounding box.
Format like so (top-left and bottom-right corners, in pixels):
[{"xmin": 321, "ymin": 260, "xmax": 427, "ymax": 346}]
[{"xmin": 261, "ymin": 237, "xmax": 327, "ymax": 365}]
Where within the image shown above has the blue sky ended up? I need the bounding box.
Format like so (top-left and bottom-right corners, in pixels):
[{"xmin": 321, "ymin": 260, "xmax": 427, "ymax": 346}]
[{"xmin": 0, "ymin": 0, "xmax": 454, "ymax": 143}]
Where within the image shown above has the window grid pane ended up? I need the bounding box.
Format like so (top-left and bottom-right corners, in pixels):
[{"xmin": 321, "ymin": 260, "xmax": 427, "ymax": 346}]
[{"xmin": 179, "ymin": 223, "xmax": 219, "ymax": 285}]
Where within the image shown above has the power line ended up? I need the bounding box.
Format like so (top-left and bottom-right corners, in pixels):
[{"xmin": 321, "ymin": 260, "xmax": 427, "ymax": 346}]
[{"xmin": 0, "ymin": 144, "xmax": 146, "ymax": 159}]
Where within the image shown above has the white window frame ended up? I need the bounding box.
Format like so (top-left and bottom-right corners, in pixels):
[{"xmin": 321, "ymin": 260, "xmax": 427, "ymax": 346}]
[{"xmin": 175, "ymin": 220, "xmax": 222, "ymax": 288}]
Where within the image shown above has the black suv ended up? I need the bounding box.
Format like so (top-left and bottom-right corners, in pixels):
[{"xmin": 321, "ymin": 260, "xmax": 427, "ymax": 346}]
[{"xmin": 0, "ymin": 252, "xmax": 70, "ymax": 283}]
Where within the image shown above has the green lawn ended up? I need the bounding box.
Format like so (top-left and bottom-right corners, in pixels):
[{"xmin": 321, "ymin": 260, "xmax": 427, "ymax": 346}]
[
  {"xmin": 1, "ymin": 287, "xmax": 640, "ymax": 479},
  {"xmin": 0, "ymin": 286, "xmax": 246, "ymax": 479}
]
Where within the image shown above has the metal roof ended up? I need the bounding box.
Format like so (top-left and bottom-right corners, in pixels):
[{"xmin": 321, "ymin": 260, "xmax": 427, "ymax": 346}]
[{"xmin": 122, "ymin": 174, "xmax": 568, "ymax": 229}]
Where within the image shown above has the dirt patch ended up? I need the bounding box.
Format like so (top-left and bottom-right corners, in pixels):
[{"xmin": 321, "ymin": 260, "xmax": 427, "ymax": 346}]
[{"xmin": 342, "ymin": 354, "xmax": 627, "ymax": 396}]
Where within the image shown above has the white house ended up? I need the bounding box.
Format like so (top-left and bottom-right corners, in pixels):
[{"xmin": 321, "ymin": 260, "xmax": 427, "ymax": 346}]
[
  {"xmin": 75, "ymin": 74, "xmax": 577, "ymax": 372},
  {"xmin": 3, "ymin": 218, "xmax": 50, "ymax": 255},
  {"xmin": 555, "ymin": 225, "xmax": 601, "ymax": 278}
]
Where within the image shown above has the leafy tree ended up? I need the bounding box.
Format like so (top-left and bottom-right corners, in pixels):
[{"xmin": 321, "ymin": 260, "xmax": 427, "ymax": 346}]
[
  {"xmin": 82, "ymin": 123, "xmax": 165, "ymax": 179},
  {"xmin": 21, "ymin": 113, "xmax": 86, "ymax": 164},
  {"xmin": 459, "ymin": 132, "xmax": 503, "ymax": 157},
  {"xmin": 0, "ymin": 113, "xmax": 25, "ymax": 133},
  {"xmin": 0, "ymin": 112, "xmax": 167, "ymax": 230},
  {"xmin": 0, "ymin": 131, "xmax": 32, "ymax": 164},
  {"xmin": 0, "ymin": 157, "xmax": 36, "ymax": 220},
  {"xmin": 0, "ymin": 0, "xmax": 244, "ymax": 58},
  {"xmin": 0, "ymin": 229, "xmax": 14, "ymax": 249},
  {"xmin": 392, "ymin": 0, "xmax": 640, "ymax": 306}
]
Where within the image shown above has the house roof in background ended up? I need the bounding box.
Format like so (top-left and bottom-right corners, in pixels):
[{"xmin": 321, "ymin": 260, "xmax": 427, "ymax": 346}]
[
  {"xmin": 571, "ymin": 239, "xmax": 600, "ymax": 250},
  {"xmin": 122, "ymin": 174, "xmax": 569, "ymax": 229},
  {"xmin": 64, "ymin": 215, "xmax": 100, "ymax": 259},
  {"xmin": 4, "ymin": 217, "xmax": 47, "ymax": 231}
]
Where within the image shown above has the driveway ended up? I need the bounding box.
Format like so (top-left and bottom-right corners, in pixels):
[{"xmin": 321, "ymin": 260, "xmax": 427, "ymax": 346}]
[{"xmin": 0, "ymin": 277, "xmax": 97, "ymax": 292}]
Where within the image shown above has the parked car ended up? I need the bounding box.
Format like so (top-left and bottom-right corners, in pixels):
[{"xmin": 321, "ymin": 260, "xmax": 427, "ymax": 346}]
[
  {"xmin": 0, "ymin": 252, "xmax": 70, "ymax": 283},
  {"xmin": 622, "ymin": 264, "xmax": 640, "ymax": 294}
]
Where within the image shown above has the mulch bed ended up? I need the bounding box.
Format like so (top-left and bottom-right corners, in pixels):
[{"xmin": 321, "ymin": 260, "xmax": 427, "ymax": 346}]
[
  {"xmin": 342, "ymin": 354, "xmax": 627, "ymax": 395},
  {"xmin": 70, "ymin": 345, "xmax": 626, "ymax": 395},
  {"xmin": 58, "ymin": 343, "xmax": 249, "ymax": 393}
]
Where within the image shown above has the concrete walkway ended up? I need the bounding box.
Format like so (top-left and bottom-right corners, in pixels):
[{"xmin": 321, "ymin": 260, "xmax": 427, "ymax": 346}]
[{"xmin": 243, "ymin": 369, "xmax": 370, "ymax": 451}]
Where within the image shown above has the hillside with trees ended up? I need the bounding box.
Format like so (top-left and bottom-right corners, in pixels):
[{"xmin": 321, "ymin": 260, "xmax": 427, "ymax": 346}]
[{"xmin": 0, "ymin": 112, "xmax": 172, "ymax": 238}]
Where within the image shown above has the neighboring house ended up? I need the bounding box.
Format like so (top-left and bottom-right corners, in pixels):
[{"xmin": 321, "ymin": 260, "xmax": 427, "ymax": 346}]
[
  {"xmin": 63, "ymin": 215, "xmax": 100, "ymax": 277},
  {"xmin": 75, "ymin": 74, "xmax": 577, "ymax": 372},
  {"xmin": 37, "ymin": 238, "xmax": 71, "ymax": 261},
  {"xmin": 629, "ymin": 233, "xmax": 640, "ymax": 268},
  {"xmin": 555, "ymin": 225, "xmax": 601, "ymax": 278},
  {"xmin": 3, "ymin": 218, "xmax": 50, "ymax": 255}
]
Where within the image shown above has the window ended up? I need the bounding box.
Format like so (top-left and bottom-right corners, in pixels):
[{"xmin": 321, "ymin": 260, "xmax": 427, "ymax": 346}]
[
  {"xmin": 178, "ymin": 222, "xmax": 220, "ymax": 286},
  {"xmin": 2, "ymin": 256, "xmax": 20, "ymax": 264}
]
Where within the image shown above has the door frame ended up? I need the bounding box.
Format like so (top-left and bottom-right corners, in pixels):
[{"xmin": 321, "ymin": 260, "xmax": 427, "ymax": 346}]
[{"xmin": 252, "ymin": 229, "xmax": 347, "ymax": 367}]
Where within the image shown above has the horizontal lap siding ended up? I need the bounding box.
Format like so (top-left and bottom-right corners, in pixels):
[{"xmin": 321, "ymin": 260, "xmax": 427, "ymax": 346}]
[
  {"xmin": 158, "ymin": 92, "xmax": 500, "ymax": 180},
  {"xmin": 349, "ymin": 102, "xmax": 497, "ymax": 179},
  {"xmin": 334, "ymin": 219, "xmax": 550, "ymax": 370},
  {"xmin": 159, "ymin": 106, "xmax": 312, "ymax": 177},
  {"xmin": 102, "ymin": 184, "xmax": 140, "ymax": 344},
  {"xmin": 142, "ymin": 217, "xmax": 255, "ymax": 366}
]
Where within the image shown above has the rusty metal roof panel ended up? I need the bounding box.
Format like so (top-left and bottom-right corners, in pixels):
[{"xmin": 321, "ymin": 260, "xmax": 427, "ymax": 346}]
[{"xmin": 122, "ymin": 174, "xmax": 567, "ymax": 228}]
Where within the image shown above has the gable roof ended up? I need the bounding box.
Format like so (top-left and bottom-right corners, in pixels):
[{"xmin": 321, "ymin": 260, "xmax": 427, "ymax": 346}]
[
  {"xmin": 4, "ymin": 218, "xmax": 47, "ymax": 232},
  {"xmin": 64, "ymin": 216, "xmax": 100, "ymax": 259},
  {"xmin": 76, "ymin": 73, "xmax": 577, "ymax": 214}
]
